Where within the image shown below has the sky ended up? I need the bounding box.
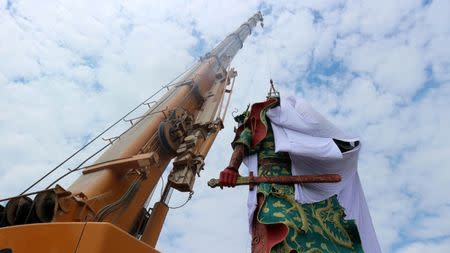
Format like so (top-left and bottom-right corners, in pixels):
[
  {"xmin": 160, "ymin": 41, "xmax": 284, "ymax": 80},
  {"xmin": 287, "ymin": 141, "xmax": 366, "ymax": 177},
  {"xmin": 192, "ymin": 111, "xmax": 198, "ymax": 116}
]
[{"xmin": 0, "ymin": 0, "xmax": 449, "ymax": 252}]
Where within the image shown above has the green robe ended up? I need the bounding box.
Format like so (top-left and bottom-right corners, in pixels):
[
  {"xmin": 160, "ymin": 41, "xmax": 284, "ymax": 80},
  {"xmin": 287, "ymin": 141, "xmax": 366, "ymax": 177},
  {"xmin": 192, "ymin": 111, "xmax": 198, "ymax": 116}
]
[{"xmin": 233, "ymin": 120, "xmax": 364, "ymax": 253}]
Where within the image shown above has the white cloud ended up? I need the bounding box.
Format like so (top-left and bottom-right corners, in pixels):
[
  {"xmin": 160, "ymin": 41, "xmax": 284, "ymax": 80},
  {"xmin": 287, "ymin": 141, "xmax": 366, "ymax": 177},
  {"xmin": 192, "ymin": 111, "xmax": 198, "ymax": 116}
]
[
  {"xmin": 373, "ymin": 44, "xmax": 426, "ymax": 96},
  {"xmin": 396, "ymin": 239, "xmax": 450, "ymax": 253},
  {"xmin": 0, "ymin": 1, "xmax": 449, "ymax": 253}
]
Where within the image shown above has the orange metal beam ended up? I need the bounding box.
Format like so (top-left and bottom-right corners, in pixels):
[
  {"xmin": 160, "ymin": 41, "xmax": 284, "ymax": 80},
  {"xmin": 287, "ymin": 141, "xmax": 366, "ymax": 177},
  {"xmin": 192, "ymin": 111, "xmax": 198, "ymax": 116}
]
[{"xmin": 0, "ymin": 222, "xmax": 159, "ymax": 253}]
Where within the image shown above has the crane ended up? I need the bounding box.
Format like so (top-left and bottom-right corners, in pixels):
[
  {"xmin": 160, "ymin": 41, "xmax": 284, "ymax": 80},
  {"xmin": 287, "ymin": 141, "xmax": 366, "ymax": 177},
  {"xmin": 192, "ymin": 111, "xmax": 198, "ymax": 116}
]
[{"xmin": 0, "ymin": 11, "xmax": 263, "ymax": 253}]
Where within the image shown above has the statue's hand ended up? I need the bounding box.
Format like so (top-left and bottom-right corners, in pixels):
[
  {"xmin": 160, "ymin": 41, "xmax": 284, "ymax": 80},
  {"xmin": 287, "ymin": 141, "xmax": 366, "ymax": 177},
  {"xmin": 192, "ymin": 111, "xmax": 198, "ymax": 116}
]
[{"xmin": 219, "ymin": 166, "xmax": 240, "ymax": 188}]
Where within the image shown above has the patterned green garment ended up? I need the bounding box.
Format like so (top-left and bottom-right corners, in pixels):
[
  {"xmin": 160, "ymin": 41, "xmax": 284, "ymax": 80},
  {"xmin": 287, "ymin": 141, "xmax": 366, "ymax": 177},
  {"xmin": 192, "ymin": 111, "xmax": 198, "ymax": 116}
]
[{"xmin": 233, "ymin": 121, "xmax": 364, "ymax": 253}]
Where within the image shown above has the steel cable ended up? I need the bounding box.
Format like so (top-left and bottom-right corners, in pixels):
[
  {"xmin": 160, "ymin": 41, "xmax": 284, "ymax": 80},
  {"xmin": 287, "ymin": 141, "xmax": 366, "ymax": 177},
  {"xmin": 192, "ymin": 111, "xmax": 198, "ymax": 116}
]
[{"xmin": 19, "ymin": 62, "xmax": 198, "ymax": 195}]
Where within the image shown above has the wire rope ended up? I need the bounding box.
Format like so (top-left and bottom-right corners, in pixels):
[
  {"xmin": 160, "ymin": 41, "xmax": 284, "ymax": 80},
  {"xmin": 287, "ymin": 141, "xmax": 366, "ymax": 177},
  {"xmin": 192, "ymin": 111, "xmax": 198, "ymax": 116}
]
[{"xmin": 19, "ymin": 62, "xmax": 198, "ymax": 195}]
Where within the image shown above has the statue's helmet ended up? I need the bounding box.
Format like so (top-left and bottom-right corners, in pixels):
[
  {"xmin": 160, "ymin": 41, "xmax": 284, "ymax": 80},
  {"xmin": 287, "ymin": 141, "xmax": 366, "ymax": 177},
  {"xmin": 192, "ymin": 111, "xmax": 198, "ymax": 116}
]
[{"xmin": 233, "ymin": 104, "xmax": 250, "ymax": 126}]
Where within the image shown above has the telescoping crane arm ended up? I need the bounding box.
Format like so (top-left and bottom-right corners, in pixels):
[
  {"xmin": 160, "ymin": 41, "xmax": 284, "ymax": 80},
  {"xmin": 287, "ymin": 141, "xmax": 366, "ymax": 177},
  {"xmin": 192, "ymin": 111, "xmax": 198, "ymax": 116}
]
[{"xmin": 0, "ymin": 12, "xmax": 263, "ymax": 253}]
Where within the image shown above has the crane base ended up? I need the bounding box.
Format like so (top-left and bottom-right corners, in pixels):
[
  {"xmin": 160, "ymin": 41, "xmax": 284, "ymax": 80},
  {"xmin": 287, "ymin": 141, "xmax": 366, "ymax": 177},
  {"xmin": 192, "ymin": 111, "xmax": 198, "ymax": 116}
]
[{"xmin": 0, "ymin": 222, "xmax": 160, "ymax": 253}]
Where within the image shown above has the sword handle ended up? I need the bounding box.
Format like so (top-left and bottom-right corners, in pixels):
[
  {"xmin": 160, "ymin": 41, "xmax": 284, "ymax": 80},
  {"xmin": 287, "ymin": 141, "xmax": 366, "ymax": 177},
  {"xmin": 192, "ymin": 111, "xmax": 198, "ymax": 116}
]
[
  {"xmin": 207, "ymin": 177, "xmax": 250, "ymax": 188},
  {"xmin": 207, "ymin": 179, "xmax": 220, "ymax": 188}
]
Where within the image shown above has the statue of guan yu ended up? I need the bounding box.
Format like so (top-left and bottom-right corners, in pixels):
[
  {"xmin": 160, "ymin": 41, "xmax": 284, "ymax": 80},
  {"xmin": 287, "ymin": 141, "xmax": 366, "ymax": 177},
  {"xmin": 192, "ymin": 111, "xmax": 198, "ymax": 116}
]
[{"xmin": 215, "ymin": 84, "xmax": 381, "ymax": 253}]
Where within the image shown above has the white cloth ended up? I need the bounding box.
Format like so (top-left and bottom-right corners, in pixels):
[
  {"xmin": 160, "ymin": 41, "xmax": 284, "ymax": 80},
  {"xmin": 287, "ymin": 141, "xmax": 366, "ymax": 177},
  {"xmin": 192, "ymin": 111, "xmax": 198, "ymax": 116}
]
[
  {"xmin": 243, "ymin": 95, "xmax": 381, "ymax": 253},
  {"xmin": 243, "ymin": 154, "xmax": 258, "ymax": 234}
]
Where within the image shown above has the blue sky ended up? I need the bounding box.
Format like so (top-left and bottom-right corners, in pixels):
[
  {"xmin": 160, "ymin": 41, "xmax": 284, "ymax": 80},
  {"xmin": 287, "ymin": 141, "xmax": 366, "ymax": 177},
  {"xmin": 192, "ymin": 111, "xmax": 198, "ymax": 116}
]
[{"xmin": 0, "ymin": 0, "xmax": 449, "ymax": 252}]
